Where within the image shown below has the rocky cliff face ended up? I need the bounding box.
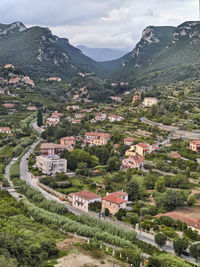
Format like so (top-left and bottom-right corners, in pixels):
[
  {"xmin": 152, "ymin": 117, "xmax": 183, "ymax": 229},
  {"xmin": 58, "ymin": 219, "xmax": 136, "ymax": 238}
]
[
  {"xmin": 172, "ymin": 21, "xmax": 200, "ymax": 45},
  {"xmin": 128, "ymin": 26, "xmax": 175, "ymax": 68},
  {"xmin": 0, "ymin": 22, "xmax": 26, "ymax": 37}
]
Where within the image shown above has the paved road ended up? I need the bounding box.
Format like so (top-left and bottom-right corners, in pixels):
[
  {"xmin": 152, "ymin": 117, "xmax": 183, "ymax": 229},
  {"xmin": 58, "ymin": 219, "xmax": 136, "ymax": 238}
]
[
  {"xmin": 32, "ymin": 121, "xmax": 44, "ymax": 133},
  {"xmin": 18, "ymin": 121, "xmax": 197, "ymax": 264},
  {"xmin": 4, "ymin": 157, "xmax": 21, "ymax": 201},
  {"xmin": 141, "ymin": 117, "xmax": 200, "ymax": 140}
]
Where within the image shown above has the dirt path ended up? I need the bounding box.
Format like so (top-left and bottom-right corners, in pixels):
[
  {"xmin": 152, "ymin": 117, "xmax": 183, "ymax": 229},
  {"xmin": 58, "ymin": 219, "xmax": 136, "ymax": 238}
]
[{"xmin": 55, "ymin": 252, "xmax": 123, "ymax": 267}]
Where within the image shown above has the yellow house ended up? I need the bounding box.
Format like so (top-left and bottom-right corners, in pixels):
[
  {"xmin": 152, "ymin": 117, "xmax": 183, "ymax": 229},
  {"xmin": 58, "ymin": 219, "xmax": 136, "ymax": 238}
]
[
  {"xmin": 135, "ymin": 143, "xmax": 152, "ymax": 157},
  {"xmin": 125, "ymin": 145, "xmax": 136, "ymax": 157},
  {"xmin": 125, "ymin": 143, "xmax": 152, "ymax": 158}
]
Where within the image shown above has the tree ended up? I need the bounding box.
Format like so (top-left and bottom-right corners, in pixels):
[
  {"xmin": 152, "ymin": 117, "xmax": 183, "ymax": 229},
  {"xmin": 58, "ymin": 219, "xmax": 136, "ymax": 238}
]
[
  {"xmin": 104, "ymin": 208, "xmax": 110, "ymax": 217},
  {"xmin": 75, "ymin": 162, "xmax": 89, "ymax": 176},
  {"xmin": 37, "ymin": 110, "xmax": 43, "ymax": 127},
  {"xmin": 154, "ymin": 233, "xmax": 167, "ymax": 248},
  {"xmin": 155, "ymin": 190, "xmax": 189, "ymax": 211},
  {"xmin": 155, "ymin": 177, "xmax": 165, "ymax": 193},
  {"xmin": 190, "ymin": 242, "xmax": 200, "ymax": 262},
  {"xmin": 173, "ymin": 238, "xmax": 189, "ymax": 256},
  {"xmin": 107, "ymin": 156, "xmax": 120, "ymax": 172},
  {"xmin": 127, "ymin": 181, "xmax": 140, "ymax": 201}
]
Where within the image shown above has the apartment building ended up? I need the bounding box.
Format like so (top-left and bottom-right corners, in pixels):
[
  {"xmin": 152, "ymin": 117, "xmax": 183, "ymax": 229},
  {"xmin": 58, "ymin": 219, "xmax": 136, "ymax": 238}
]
[{"xmin": 36, "ymin": 155, "xmax": 67, "ymax": 175}]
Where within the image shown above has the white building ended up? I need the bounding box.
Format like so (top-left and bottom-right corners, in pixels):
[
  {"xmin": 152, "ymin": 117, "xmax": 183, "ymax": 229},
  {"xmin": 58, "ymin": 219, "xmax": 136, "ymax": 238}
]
[
  {"xmin": 72, "ymin": 190, "xmax": 101, "ymax": 213},
  {"xmin": 108, "ymin": 115, "xmax": 124, "ymax": 122},
  {"xmin": 143, "ymin": 97, "xmax": 158, "ymax": 107},
  {"xmin": 36, "ymin": 155, "xmax": 67, "ymax": 175}
]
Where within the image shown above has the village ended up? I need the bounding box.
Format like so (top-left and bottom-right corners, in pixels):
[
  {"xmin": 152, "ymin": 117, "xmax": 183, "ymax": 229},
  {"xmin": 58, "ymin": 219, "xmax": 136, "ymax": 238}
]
[{"xmin": 1, "ymin": 64, "xmax": 200, "ymax": 266}]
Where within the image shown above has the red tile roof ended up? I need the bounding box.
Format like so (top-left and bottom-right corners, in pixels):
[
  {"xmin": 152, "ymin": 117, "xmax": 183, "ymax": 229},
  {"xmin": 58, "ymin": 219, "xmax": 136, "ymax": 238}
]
[
  {"xmin": 137, "ymin": 143, "xmax": 149, "ymax": 149},
  {"xmin": 41, "ymin": 143, "xmax": 66, "ymax": 149},
  {"xmin": 74, "ymin": 190, "xmax": 101, "ymax": 201},
  {"xmin": 124, "ymin": 137, "xmax": 137, "ymax": 143},
  {"xmin": 191, "ymin": 140, "xmax": 200, "ymax": 145},
  {"xmin": 85, "ymin": 132, "xmax": 111, "ymax": 138},
  {"xmin": 102, "ymin": 194, "xmax": 126, "ymax": 204},
  {"xmin": 111, "ymin": 191, "xmax": 128, "ymax": 197},
  {"xmin": 61, "ymin": 137, "xmax": 75, "ymax": 141},
  {"xmin": 156, "ymin": 212, "xmax": 200, "ymax": 230},
  {"xmin": 170, "ymin": 152, "xmax": 181, "ymax": 159}
]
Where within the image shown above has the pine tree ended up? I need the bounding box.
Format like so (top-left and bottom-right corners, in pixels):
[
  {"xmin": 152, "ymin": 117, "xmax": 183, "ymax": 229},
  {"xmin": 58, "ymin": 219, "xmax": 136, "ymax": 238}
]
[{"xmin": 37, "ymin": 110, "xmax": 43, "ymax": 127}]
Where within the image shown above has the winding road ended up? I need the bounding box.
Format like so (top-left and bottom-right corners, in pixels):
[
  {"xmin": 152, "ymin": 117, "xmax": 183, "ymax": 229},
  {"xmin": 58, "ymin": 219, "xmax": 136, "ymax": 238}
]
[
  {"xmin": 3, "ymin": 120, "xmax": 196, "ymax": 264},
  {"xmin": 141, "ymin": 117, "xmax": 200, "ymax": 140}
]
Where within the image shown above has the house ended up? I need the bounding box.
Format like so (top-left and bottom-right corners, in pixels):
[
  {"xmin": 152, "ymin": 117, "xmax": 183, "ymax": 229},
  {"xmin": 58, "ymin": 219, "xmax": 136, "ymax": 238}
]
[
  {"xmin": 120, "ymin": 82, "xmax": 128, "ymax": 86},
  {"xmin": 75, "ymin": 113, "xmax": 86, "ymax": 119},
  {"xmin": 73, "ymin": 94, "xmax": 80, "ymax": 100},
  {"xmin": 40, "ymin": 143, "xmax": 66, "ymax": 156},
  {"xmin": 110, "ymin": 96, "xmax": 122, "ymax": 102},
  {"xmin": 132, "ymin": 95, "xmax": 141, "ymax": 104},
  {"xmin": 0, "ymin": 127, "xmax": 11, "ymax": 134},
  {"xmin": 125, "ymin": 143, "xmax": 152, "ymax": 157},
  {"xmin": 36, "ymin": 155, "xmax": 67, "ymax": 175},
  {"xmin": 170, "ymin": 152, "xmax": 181, "ymax": 159},
  {"xmin": 95, "ymin": 113, "xmax": 107, "ymax": 121},
  {"xmin": 51, "ymin": 111, "xmax": 63, "ymax": 119},
  {"xmin": 2, "ymin": 103, "xmax": 14, "ymax": 108},
  {"xmin": 122, "ymin": 156, "xmax": 144, "ymax": 169},
  {"xmin": 47, "ymin": 77, "xmax": 62, "ymax": 82},
  {"xmin": 102, "ymin": 191, "xmax": 128, "ymax": 215},
  {"xmin": 125, "ymin": 145, "xmax": 136, "ymax": 157},
  {"xmin": 4, "ymin": 64, "xmax": 15, "ymax": 69},
  {"xmin": 72, "ymin": 105, "xmax": 80, "ymax": 110},
  {"xmin": 60, "ymin": 137, "xmax": 76, "ymax": 151},
  {"xmin": 156, "ymin": 212, "xmax": 200, "ymax": 231},
  {"xmin": 72, "ymin": 190, "xmax": 101, "ymax": 213},
  {"xmin": 9, "ymin": 77, "xmax": 20, "ymax": 84},
  {"xmin": 71, "ymin": 119, "xmax": 81, "ymax": 124},
  {"xmin": 108, "ymin": 115, "xmax": 124, "ymax": 122},
  {"xmin": 124, "ymin": 137, "xmax": 137, "ymax": 146},
  {"xmin": 46, "ymin": 120, "xmax": 59, "ymax": 127},
  {"xmin": 135, "ymin": 143, "xmax": 152, "ymax": 157},
  {"xmin": 27, "ymin": 106, "xmax": 37, "ymax": 111},
  {"xmin": 189, "ymin": 140, "xmax": 200, "ymax": 154},
  {"xmin": 143, "ymin": 97, "xmax": 158, "ymax": 107},
  {"xmin": 84, "ymin": 132, "xmax": 111, "ymax": 146},
  {"xmin": 22, "ymin": 76, "xmax": 35, "ymax": 86}
]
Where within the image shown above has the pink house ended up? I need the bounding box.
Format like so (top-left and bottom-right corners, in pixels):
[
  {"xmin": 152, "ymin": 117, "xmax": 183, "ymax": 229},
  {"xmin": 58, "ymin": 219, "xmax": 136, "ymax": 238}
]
[
  {"xmin": 40, "ymin": 143, "xmax": 66, "ymax": 156},
  {"xmin": 0, "ymin": 127, "xmax": 11, "ymax": 134},
  {"xmin": 122, "ymin": 156, "xmax": 144, "ymax": 169},
  {"xmin": 124, "ymin": 137, "xmax": 137, "ymax": 146},
  {"xmin": 60, "ymin": 136, "xmax": 76, "ymax": 151}
]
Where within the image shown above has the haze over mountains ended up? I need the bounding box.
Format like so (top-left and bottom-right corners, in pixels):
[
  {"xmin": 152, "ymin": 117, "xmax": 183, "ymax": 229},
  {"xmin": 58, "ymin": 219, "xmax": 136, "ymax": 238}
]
[
  {"xmin": 1, "ymin": 21, "xmax": 200, "ymax": 85},
  {"xmin": 76, "ymin": 45, "xmax": 129, "ymax": 62}
]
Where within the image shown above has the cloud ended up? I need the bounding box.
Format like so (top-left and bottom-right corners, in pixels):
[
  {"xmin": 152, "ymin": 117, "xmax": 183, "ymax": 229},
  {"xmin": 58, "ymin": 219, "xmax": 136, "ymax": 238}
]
[{"xmin": 0, "ymin": 0, "xmax": 199, "ymax": 49}]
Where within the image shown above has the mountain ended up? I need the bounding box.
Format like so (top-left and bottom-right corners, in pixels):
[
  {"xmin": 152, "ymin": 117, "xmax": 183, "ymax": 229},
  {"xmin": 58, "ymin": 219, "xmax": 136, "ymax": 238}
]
[
  {"xmin": 110, "ymin": 21, "xmax": 200, "ymax": 86},
  {"xmin": 76, "ymin": 45, "xmax": 129, "ymax": 62},
  {"xmin": 57, "ymin": 39, "xmax": 108, "ymax": 75},
  {"xmin": 0, "ymin": 22, "xmax": 107, "ymax": 80},
  {"xmin": 106, "ymin": 25, "xmax": 176, "ymax": 77}
]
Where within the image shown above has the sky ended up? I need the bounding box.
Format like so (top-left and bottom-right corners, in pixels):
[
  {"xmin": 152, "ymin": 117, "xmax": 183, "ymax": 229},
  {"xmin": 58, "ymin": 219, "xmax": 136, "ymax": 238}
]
[{"xmin": 0, "ymin": 0, "xmax": 199, "ymax": 50}]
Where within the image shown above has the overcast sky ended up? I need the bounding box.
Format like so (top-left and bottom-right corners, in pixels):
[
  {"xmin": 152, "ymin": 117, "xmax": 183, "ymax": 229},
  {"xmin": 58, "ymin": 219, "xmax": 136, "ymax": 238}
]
[{"xmin": 0, "ymin": 0, "xmax": 199, "ymax": 49}]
